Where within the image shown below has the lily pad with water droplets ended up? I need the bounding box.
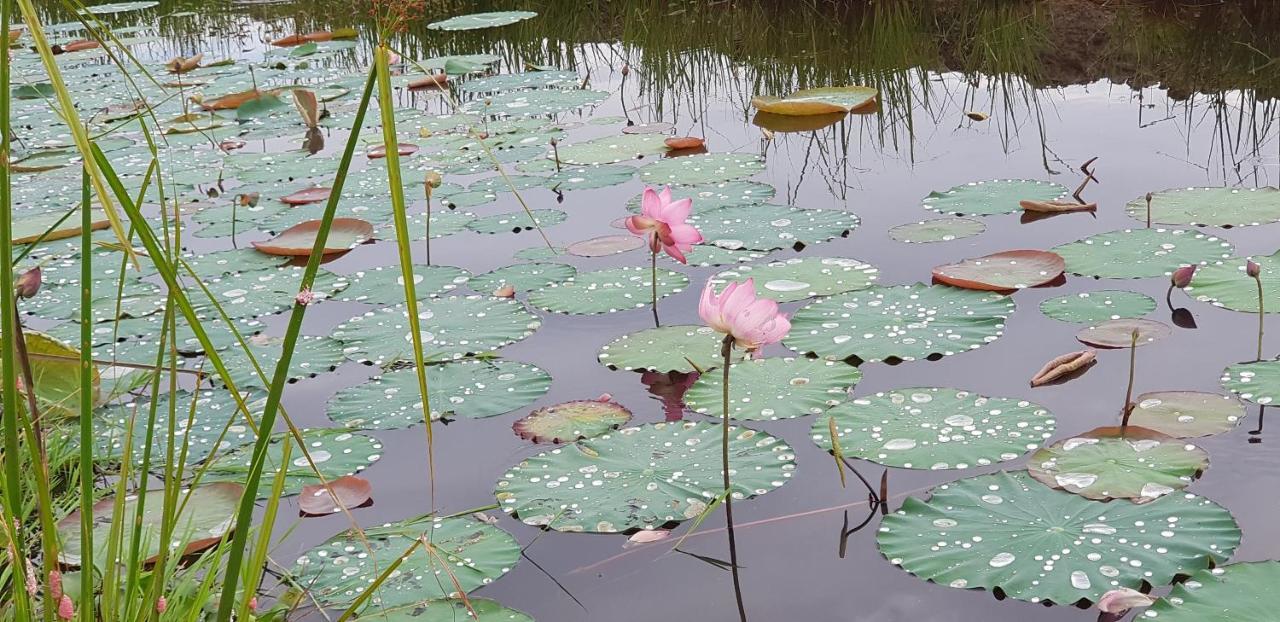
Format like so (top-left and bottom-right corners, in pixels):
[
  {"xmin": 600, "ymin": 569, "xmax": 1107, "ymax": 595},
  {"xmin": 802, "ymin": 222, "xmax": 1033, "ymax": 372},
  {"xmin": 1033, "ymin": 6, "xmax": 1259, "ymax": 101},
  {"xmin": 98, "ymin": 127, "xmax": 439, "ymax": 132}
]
[
  {"xmin": 427, "ymin": 10, "xmax": 538, "ymax": 31},
  {"xmin": 326, "ymin": 359, "xmax": 551, "ymax": 429},
  {"xmin": 625, "ymin": 181, "xmax": 776, "ymax": 214},
  {"xmin": 708, "ymin": 257, "xmax": 878, "ymax": 303},
  {"xmin": 333, "ymin": 296, "xmax": 540, "ymax": 365},
  {"xmin": 1127, "ymin": 391, "xmax": 1247, "ymax": 438},
  {"xmin": 460, "ymin": 70, "xmax": 581, "ymax": 94},
  {"xmin": 203, "ymin": 428, "xmax": 382, "ymax": 498},
  {"xmin": 1040, "ymin": 290, "xmax": 1156, "ymax": 324},
  {"xmin": 290, "ymin": 515, "xmax": 519, "ymax": 610},
  {"xmin": 889, "ymin": 217, "xmax": 986, "ymax": 243},
  {"xmin": 461, "ymin": 89, "xmax": 608, "ymax": 117},
  {"xmin": 877, "ymin": 470, "xmax": 1240, "ymax": 605},
  {"xmin": 528, "ymin": 266, "xmax": 687, "ymax": 315},
  {"xmin": 1129, "ymin": 187, "xmax": 1280, "ymax": 228},
  {"xmin": 552, "ymin": 134, "xmax": 670, "ymax": 165},
  {"xmin": 1186, "ymin": 250, "xmax": 1280, "ymax": 313},
  {"xmin": 513, "ymin": 400, "xmax": 633, "ymax": 443},
  {"xmin": 92, "ymin": 388, "xmax": 262, "ymax": 466},
  {"xmin": 544, "ymin": 164, "xmax": 636, "ymax": 191},
  {"xmin": 1076, "ymin": 318, "xmax": 1171, "ymax": 348},
  {"xmin": 190, "ymin": 267, "xmax": 350, "ymax": 320},
  {"xmin": 812, "ymin": 388, "xmax": 1054, "ymax": 469},
  {"xmin": 566, "ymin": 235, "xmax": 644, "ymax": 257},
  {"xmin": 598, "ymin": 325, "xmax": 735, "ymax": 373},
  {"xmin": 1052, "ymin": 228, "xmax": 1234, "ymax": 279},
  {"xmin": 785, "ymin": 283, "xmax": 1015, "ymax": 363},
  {"xmin": 1220, "ymin": 359, "xmax": 1280, "ymax": 405},
  {"xmin": 933, "ymin": 250, "xmax": 1065, "ymax": 291},
  {"xmin": 466, "ymin": 209, "xmax": 566, "ymax": 234},
  {"xmin": 684, "ymin": 357, "xmax": 861, "ymax": 421},
  {"xmin": 1027, "ymin": 426, "xmax": 1209, "ymax": 503},
  {"xmin": 470, "ymin": 262, "xmax": 576, "ymax": 295},
  {"xmin": 691, "ymin": 204, "xmax": 858, "ymax": 252},
  {"xmin": 922, "ymin": 179, "xmax": 1066, "ymax": 217},
  {"xmin": 1144, "ymin": 561, "xmax": 1280, "ymax": 621},
  {"xmin": 336, "ymin": 264, "xmax": 470, "ymax": 305},
  {"xmin": 676, "ymin": 245, "xmax": 767, "ymax": 267},
  {"xmin": 191, "ymin": 334, "xmax": 346, "ymax": 390},
  {"xmin": 495, "ymin": 421, "xmax": 795, "ymax": 532},
  {"xmin": 639, "ymin": 153, "xmax": 765, "ymax": 185},
  {"xmin": 357, "ymin": 598, "xmax": 535, "ymax": 621}
]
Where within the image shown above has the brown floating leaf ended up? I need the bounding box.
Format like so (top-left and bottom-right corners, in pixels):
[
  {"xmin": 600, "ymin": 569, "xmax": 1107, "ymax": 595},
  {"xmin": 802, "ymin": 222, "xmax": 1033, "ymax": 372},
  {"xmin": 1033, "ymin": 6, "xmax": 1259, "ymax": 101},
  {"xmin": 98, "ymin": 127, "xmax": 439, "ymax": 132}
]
[
  {"xmin": 270, "ymin": 33, "xmax": 310, "ymax": 47},
  {"xmin": 1030, "ymin": 350, "xmax": 1096, "ymax": 387},
  {"xmin": 664, "ymin": 136, "xmax": 705, "ymax": 150},
  {"xmin": 965, "ymin": 111, "xmax": 990, "ymax": 121},
  {"xmin": 165, "ymin": 53, "xmax": 203, "ymax": 74},
  {"xmin": 932, "ymin": 249, "xmax": 1065, "ymax": 291},
  {"xmin": 298, "ymin": 475, "xmax": 372, "ymax": 516},
  {"xmin": 626, "ymin": 529, "xmax": 671, "ymax": 546},
  {"xmin": 408, "ymin": 73, "xmax": 449, "ymax": 90},
  {"xmin": 493, "ymin": 284, "xmax": 515, "ymax": 298},
  {"xmin": 367, "ymin": 143, "xmax": 419, "ymax": 159},
  {"xmin": 1077, "ymin": 318, "xmax": 1171, "ymax": 348},
  {"xmin": 252, "ymin": 218, "xmax": 373, "ymax": 256},
  {"xmin": 280, "ymin": 187, "xmax": 331, "ymax": 205},
  {"xmin": 62, "ymin": 40, "xmax": 101, "ymax": 53},
  {"xmin": 199, "ymin": 89, "xmax": 274, "ymax": 111},
  {"xmin": 302, "ymin": 30, "xmax": 335, "ymax": 43},
  {"xmin": 1019, "ymin": 199, "xmax": 1097, "ymax": 214},
  {"xmin": 292, "ymin": 89, "xmax": 320, "ymax": 129}
]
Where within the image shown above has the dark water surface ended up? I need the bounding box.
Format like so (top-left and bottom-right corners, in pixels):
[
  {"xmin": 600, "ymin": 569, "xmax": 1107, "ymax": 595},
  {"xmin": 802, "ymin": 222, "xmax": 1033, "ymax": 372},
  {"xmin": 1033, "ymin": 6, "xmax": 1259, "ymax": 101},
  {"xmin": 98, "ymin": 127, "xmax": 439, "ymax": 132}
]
[{"xmin": 54, "ymin": 1, "xmax": 1280, "ymax": 620}]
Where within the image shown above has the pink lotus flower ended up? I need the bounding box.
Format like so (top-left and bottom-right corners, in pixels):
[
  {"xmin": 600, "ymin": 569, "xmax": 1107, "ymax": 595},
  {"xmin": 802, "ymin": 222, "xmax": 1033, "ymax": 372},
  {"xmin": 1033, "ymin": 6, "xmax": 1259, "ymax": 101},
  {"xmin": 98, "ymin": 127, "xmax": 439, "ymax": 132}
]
[
  {"xmin": 1096, "ymin": 587, "xmax": 1155, "ymax": 613},
  {"xmin": 625, "ymin": 187, "xmax": 703, "ymax": 264},
  {"xmin": 699, "ymin": 278, "xmax": 791, "ymax": 351},
  {"xmin": 1248, "ymin": 259, "xmax": 1262, "ymax": 278},
  {"xmin": 1170, "ymin": 265, "xmax": 1195, "ymax": 288},
  {"xmin": 57, "ymin": 595, "xmax": 74, "ymax": 621},
  {"xmin": 15, "ymin": 267, "xmax": 41, "ymax": 299}
]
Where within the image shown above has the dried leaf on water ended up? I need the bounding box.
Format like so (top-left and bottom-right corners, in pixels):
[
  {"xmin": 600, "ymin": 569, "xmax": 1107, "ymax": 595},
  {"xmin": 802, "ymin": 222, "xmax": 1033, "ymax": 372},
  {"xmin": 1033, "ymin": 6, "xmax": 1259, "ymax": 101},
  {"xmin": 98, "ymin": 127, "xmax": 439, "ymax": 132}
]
[
  {"xmin": 165, "ymin": 53, "xmax": 203, "ymax": 74},
  {"xmin": 664, "ymin": 136, "xmax": 705, "ymax": 150},
  {"xmin": 1019, "ymin": 199, "xmax": 1097, "ymax": 213},
  {"xmin": 1030, "ymin": 350, "xmax": 1096, "ymax": 386},
  {"xmin": 252, "ymin": 218, "xmax": 373, "ymax": 256},
  {"xmin": 298, "ymin": 475, "xmax": 373, "ymax": 515}
]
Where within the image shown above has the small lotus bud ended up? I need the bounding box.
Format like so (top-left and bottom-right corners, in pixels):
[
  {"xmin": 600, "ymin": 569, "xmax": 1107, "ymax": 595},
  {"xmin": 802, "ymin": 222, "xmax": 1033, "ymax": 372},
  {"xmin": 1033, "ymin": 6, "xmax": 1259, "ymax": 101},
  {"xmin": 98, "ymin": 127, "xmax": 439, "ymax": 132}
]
[
  {"xmin": 1247, "ymin": 260, "xmax": 1262, "ymax": 278},
  {"xmin": 1170, "ymin": 265, "xmax": 1195, "ymax": 288},
  {"xmin": 14, "ymin": 267, "xmax": 41, "ymax": 299},
  {"xmin": 595, "ymin": 393, "xmax": 612, "ymax": 402},
  {"xmin": 424, "ymin": 171, "xmax": 442, "ymax": 189},
  {"xmin": 57, "ymin": 595, "xmax": 74, "ymax": 621},
  {"xmin": 621, "ymin": 63, "xmax": 630, "ymax": 77},
  {"xmin": 155, "ymin": 596, "xmax": 167, "ymax": 613},
  {"xmin": 493, "ymin": 284, "xmax": 515, "ymax": 298},
  {"xmin": 1145, "ymin": 191, "xmax": 1153, "ymax": 203},
  {"xmin": 549, "ymin": 137, "xmax": 558, "ymax": 146},
  {"xmin": 1096, "ymin": 587, "xmax": 1155, "ymax": 614}
]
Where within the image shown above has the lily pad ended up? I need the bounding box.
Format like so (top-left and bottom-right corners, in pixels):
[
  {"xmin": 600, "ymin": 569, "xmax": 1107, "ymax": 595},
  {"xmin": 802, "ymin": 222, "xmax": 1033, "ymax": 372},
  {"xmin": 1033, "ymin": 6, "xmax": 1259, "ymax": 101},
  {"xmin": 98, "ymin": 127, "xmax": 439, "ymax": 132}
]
[
  {"xmin": 466, "ymin": 209, "xmax": 566, "ymax": 234},
  {"xmin": 785, "ymin": 283, "xmax": 1015, "ymax": 363},
  {"xmin": 1026, "ymin": 426, "xmax": 1209, "ymax": 502},
  {"xmin": 1130, "ymin": 187, "xmax": 1280, "ymax": 228},
  {"xmin": 192, "ymin": 334, "xmax": 346, "ymax": 390},
  {"xmin": 189, "ymin": 267, "xmax": 350, "ymax": 320},
  {"xmin": 495, "ymin": 421, "xmax": 794, "ymax": 532},
  {"xmin": 922, "ymin": 180, "xmax": 1066, "ymax": 217},
  {"xmin": 326, "ymin": 359, "xmax": 551, "ymax": 429},
  {"xmin": 677, "ymin": 245, "xmax": 767, "ymax": 267},
  {"xmin": 336, "ymin": 264, "xmax": 470, "ymax": 304},
  {"xmin": 290, "ymin": 515, "xmax": 519, "ymax": 610},
  {"xmin": 1221, "ymin": 359, "xmax": 1280, "ymax": 405},
  {"xmin": 527, "ymin": 266, "xmax": 687, "ymax": 315},
  {"xmin": 878, "ymin": 470, "xmax": 1240, "ymax": 605},
  {"xmin": 566, "ymin": 235, "xmax": 644, "ymax": 257},
  {"xmin": 625, "ymin": 181, "xmax": 776, "ymax": 214},
  {"xmin": 513, "ymin": 400, "xmax": 633, "ymax": 443},
  {"xmin": 1076, "ymin": 318, "xmax": 1171, "ymax": 348},
  {"xmin": 460, "ymin": 70, "xmax": 581, "ymax": 94},
  {"xmin": 83, "ymin": 1, "xmax": 158, "ymax": 14},
  {"xmin": 684, "ymin": 357, "xmax": 860, "ymax": 421},
  {"xmin": 1144, "ymin": 561, "xmax": 1280, "ymax": 621},
  {"xmin": 812, "ymin": 388, "xmax": 1054, "ymax": 469},
  {"xmin": 93, "ymin": 388, "xmax": 263, "ymax": 465},
  {"xmin": 598, "ymin": 325, "xmax": 735, "ymax": 373},
  {"xmin": 1187, "ymin": 251, "xmax": 1280, "ymax": 313},
  {"xmin": 469, "ymin": 262, "xmax": 576, "ymax": 294},
  {"xmin": 355, "ymin": 598, "xmax": 535, "ymax": 621},
  {"xmin": 751, "ymin": 86, "xmax": 877, "ymax": 115},
  {"xmin": 932, "ymin": 250, "xmax": 1065, "ymax": 291},
  {"xmin": 889, "ymin": 217, "xmax": 986, "ymax": 243},
  {"xmin": 203, "ymin": 428, "xmax": 382, "ymax": 497},
  {"xmin": 461, "ymin": 89, "xmax": 608, "ymax": 117},
  {"xmin": 708, "ymin": 257, "xmax": 878, "ymax": 303},
  {"xmin": 427, "ymin": 10, "xmax": 538, "ymax": 31},
  {"xmin": 553, "ymin": 134, "xmax": 669, "ymax": 165},
  {"xmin": 252, "ymin": 218, "xmax": 373, "ymax": 256},
  {"xmin": 543, "ymin": 164, "xmax": 636, "ymax": 191},
  {"xmin": 639, "ymin": 153, "xmax": 765, "ymax": 185},
  {"xmin": 13, "ymin": 208, "xmax": 110, "ymax": 244},
  {"xmin": 1052, "ymin": 228, "xmax": 1234, "ymax": 279},
  {"xmin": 691, "ymin": 204, "xmax": 858, "ymax": 252},
  {"xmin": 333, "ymin": 296, "xmax": 540, "ymax": 365},
  {"xmin": 18, "ymin": 331, "xmax": 100, "ymax": 419},
  {"xmin": 1040, "ymin": 290, "xmax": 1157, "ymax": 324},
  {"xmin": 1127, "ymin": 391, "xmax": 1246, "ymax": 438}
]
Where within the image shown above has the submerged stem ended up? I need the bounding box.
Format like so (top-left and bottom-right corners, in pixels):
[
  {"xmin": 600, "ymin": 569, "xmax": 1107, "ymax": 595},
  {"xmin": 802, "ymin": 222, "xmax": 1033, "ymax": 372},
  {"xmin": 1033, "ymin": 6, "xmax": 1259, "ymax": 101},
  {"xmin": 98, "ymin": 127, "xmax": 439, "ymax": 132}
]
[{"xmin": 720, "ymin": 335, "xmax": 748, "ymax": 622}]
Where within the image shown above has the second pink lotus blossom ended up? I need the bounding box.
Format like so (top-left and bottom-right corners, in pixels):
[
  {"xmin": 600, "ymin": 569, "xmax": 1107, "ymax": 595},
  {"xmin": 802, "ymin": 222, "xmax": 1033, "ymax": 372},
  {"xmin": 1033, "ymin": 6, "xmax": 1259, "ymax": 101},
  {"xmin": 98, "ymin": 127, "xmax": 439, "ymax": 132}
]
[
  {"xmin": 624, "ymin": 187, "xmax": 703, "ymax": 264},
  {"xmin": 698, "ymin": 278, "xmax": 791, "ymax": 351}
]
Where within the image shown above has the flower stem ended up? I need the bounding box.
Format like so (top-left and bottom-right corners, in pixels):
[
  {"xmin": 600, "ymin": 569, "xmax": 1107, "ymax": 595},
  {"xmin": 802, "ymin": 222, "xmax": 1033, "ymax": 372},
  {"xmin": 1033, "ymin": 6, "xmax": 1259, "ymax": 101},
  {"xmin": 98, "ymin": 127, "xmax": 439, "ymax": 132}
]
[
  {"xmin": 650, "ymin": 243, "xmax": 660, "ymax": 328},
  {"xmin": 1256, "ymin": 277, "xmax": 1265, "ymax": 361},
  {"xmin": 720, "ymin": 335, "xmax": 747, "ymax": 622},
  {"xmin": 1120, "ymin": 329, "xmax": 1139, "ymax": 431}
]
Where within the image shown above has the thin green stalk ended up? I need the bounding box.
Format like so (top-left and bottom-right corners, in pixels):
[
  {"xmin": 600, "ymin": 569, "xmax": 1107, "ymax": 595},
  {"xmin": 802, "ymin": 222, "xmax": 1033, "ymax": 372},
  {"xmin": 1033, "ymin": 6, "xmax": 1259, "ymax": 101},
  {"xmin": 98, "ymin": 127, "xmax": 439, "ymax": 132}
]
[
  {"xmin": 719, "ymin": 335, "xmax": 747, "ymax": 622},
  {"xmin": 76, "ymin": 165, "xmax": 95, "ymax": 620},
  {"xmin": 650, "ymin": 243, "xmax": 659, "ymax": 327},
  {"xmin": 1120, "ymin": 329, "xmax": 1139, "ymax": 430},
  {"xmin": 1256, "ymin": 276, "xmax": 1265, "ymax": 361}
]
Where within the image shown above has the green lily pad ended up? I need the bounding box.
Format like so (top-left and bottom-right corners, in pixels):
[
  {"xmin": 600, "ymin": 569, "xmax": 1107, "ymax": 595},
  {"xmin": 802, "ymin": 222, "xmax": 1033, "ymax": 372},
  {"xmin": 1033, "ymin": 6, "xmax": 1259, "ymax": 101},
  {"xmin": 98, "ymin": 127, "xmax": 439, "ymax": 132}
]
[
  {"xmin": 543, "ymin": 164, "xmax": 635, "ymax": 190},
  {"xmin": 58, "ymin": 482, "xmax": 241, "ymax": 566},
  {"xmin": 566, "ymin": 235, "xmax": 645, "ymax": 257},
  {"xmin": 1040, "ymin": 290, "xmax": 1157, "ymax": 324},
  {"xmin": 691, "ymin": 204, "xmax": 858, "ymax": 252},
  {"xmin": 83, "ymin": 1, "xmax": 158, "ymax": 14},
  {"xmin": 495, "ymin": 421, "xmax": 795, "ymax": 532},
  {"xmin": 1127, "ymin": 391, "xmax": 1247, "ymax": 438},
  {"xmin": 598, "ymin": 325, "xmax": 734, "ymax": 373},
  {"xmin": 513, "ymin": 399, "xmax": 633, "ymax": 443},
  {"xmin": 813, "ymin": 387, "xmax": 1054, "ymax": 469},
  {"xmin": 889, "ymin": 217, "xmax": 986, "ymax": 243},
  {"xmin": 461, "ymin": 89, "xmax": 608, "ymax": 117},
  {"xmin": 708, "ymin": 257, "xmax": 878, "ymax": 303},
  {"xmin": 15, "ymin": 331, "xmax": 99, "ymax": 419},
  {"xmin": 466, "ymin": 209, "xmax": 566, "ymax": 234},
  {"xmin": 191, "ymin": 334, "xmax": 346, "ymax": 390},
  {"xmin": 469, "ymin": 262, "xmax": 576, "ymax": 294},
  {"xmin": 676, "ymin": 245, "xmax": 767, "ymax": 267},
  {"xmin": 878, "ymin": 470, "xmax": 1240, "ymax": 605},
  {"xmin": 1076, "ymin": 318, "xmax": 1171, "ymax": 348},
  {"xmin": 1026, "ymin": 426, "xmax": 1209, "ymax": 502},
  {"xmin": 326, "ymin": 359, "xmax": 551, "ymax": 429},
  {"xmin": 333, "ymin": 296, "xmax": 541, "ymax": 365},
  {"xmin": 553, "ymin": 134, "xmax": 669, "ymax": 165},
  {"xmin": 354, "ymin": 598, "xmax": 534, "ymax": 621},
  {"xmin": 427, "ymin": 10, "xmax": 538, "ymax": 31},
  {"xmin": 336, "ymin": 264, "xmax": 470, "ymax": 305},
  {"xmin": 1145, "ymin": 561, "xmax": 1280, "ymax": 621},
  {"xmin": 1221, "ymin": 359, "xmax": 1280, "ymax": 405},
  {"xmin": 190, "ymin": 267, "xmax": 350, "ymax": 320},
  {"xmin": 625, "ymin": 181, "xmax": 777, "ymax": 214},
  {"xmin": 290, "ymin": 515, "xmax": 519, "ymax": 610},
  {"xmin": 1130, "ymin": 187, "xmax": 1280, "ymax": 228},
  {"xmin": 93, "ymin": 388, "xmax": 262, "ymax": 465},
  {"xmin": 513, "ymin": 245, "xmax": 566, "ymax": 261},
  {"xmin": 461, "ymin": 70, "xmax": 581, "ymax": 94},
  {"xmin": 785, "ymin": 284, "xmax": 1015, "ymax": 363},
  {"xmin": 922, "ymin": 179, "xmax": 1066, "ymax": 217},
  {"xmin": 527, "ymin": 266, "xmax": 688, "ymax": 315},
  {"xmin": 1052, "ymin": 228, "xmax": 1234, "ymax": 279},
  {"xmin": 684, "ymin": 357, "xmax": 860, "ymax": 421},
  {"xmin": 639, "ymin": 153, "xmax": 765, "ymax": 185},
  {"xmin": 1187, "ymin": 251, "xmax": 1280, "ymax": 313},
  {"xmin": 408, "ymin": 207, "xmax": 476, "ymax": 239},
  {"xmin": 203, "ymin": 428, "xmax": 381, "ymax": 498}
]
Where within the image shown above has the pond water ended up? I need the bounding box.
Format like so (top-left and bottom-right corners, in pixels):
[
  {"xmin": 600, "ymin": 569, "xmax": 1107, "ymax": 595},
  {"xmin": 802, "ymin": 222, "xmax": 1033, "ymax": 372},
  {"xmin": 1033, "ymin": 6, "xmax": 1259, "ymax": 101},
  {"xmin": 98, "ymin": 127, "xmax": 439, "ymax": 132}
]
[{"xmin": 16, "ymin": 0, "xmax": 1280, "ymax": 620}]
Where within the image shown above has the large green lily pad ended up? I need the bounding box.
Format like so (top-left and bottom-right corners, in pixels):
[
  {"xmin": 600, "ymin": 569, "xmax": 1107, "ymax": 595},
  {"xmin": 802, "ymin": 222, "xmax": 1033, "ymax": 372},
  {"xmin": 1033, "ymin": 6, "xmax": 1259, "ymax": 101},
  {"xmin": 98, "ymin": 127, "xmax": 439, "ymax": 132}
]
[
  {"xmin": 1127, "ymin": 391, "xmax": 1247, "ymax": 438},
  {"xmin": 1187, "ymin": 251, "xmax": 1280, "ymax": 313},
  {"xmin": 1052, "ymin": 228, "xmax": 1234, "ymax": 279},
  {"xmin": 553, "ymin": 134, "xmax": 669, "ymax": 165},
  {"xmin": 691, "ymin": 204, "xmax": 858, "ymax": 252},
  {"xmin": 1221, "ymin": 359, "xmax": 1280, "ymax": 405},
  {"xmin": 889, "ymin": 217, "xmax": 986, "ymax": 243},
  {"xmin": 785, "ymin": 284, "xmax": 1015, "ymax": 363},
  {"xmin": 461, "ymin": 70, "xmax": 581, "ymax": 94},
  {"xmin": 191, "ymin": 334, "xmax": 347, "ymax": 390},
  {"xmin": 527, "ymin": 266, "xmax": 687, "ymax": 315},
  {"xmin": 1130, "ymin": 187, "xmax": 1280, "ymax": 228},
  {"xmin": 326, "ymin": 359, "xmax": 551, "ymax": 429},
  {"xmin": 93, "ymin": 388, "xmax": 262, "ymax": 465},
  {"xmin": 639, "ymin": 153, "xmax": 765, "ymax": 185},
  {"xmin": 708, "ymin": 257, "xmax": 878, "ymax": 303},
  {"xmin": 1040, "ymin": 290, "xmax": 1156, "ymax": 324},
  {"xmin": 469, "ymin": 262, "xmax": 576, "ymax": 294},
  {"xmin": 625, "ymin": 181, "xmax": 776, "ymax": 214},
  {"xmin": 877, "ymin": 470, "xmax": 1240, "ymax": 605},
  {"xmin": 353, "ymin": 598, "xmax": 535, "ymax": 621},
  {"xmin": 17, "ymin": 331, "xmax": 100, "ymax": 419},
  {"xmin": 1144, "ymin": 561, "xmax": 1280, "ymax": 621},
  {"xmin": 684, "ymin": 357, "xmax": 860, "ymax": 420},
  {"xmin": 466, "ymin": 209, "xmax": 566, "ymax": 234},
  {"xmin": 513, "ymin": 399, "xmax": 633, "ymax": 444},
  {"xmin": 813, "ymin": 388, "xmax": 1054, "ymax": 469},
  {"xmin": 290, "ymin": 515, "xmax": 519, "ymax": 610},
  {"xmin": 333, "ymin": 296, "xmax": 541, "ymax": 365},
  {"xmin": 922, "ymin": 180, "xmax": 1066, "ymax": 217},
  {"xmin": 598, "ymin": 325, "xmax": 735, "ymax": 373},
  {"xmin": 336, "ymin": 264, "xmax": 470, "ymax": 305},
  {"xmin": 1026, "ymin": 426, "xmax": 1208, "ymax": 502},
  {"xmin": 203, "ymin": 428, "xmax": 382, "ymax": 498},
  {"xmin": 461, "ymin": 89, "xmax": 608, "ymax": 117},
  {"xmin": 495, "ymin": 421, "xmax": 795, "ymax": 532},
  {"xmin": 427, "ymin": 11, "xmax": 538, "ymax": 31}
]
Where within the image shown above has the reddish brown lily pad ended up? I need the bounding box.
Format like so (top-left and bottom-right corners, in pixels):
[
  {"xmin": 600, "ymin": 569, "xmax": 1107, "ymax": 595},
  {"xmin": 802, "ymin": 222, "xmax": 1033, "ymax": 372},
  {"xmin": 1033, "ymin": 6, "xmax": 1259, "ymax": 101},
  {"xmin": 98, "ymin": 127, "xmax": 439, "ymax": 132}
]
[
  {"xmin": 665, "ymin": 136, "xmax": 705, "ymax": 150},
  {"xmin": 932, "ymin": 249, "xmax": 1065, "ymax": 291},
  {"xmin": 513, "ymin": 400, "xmax": 633, "ymax": 444},
  {"xmin": 1076, "ymin": 318, "xmax": 1171, "ymax": 348},
  {"xmin": 280, "ymin": 186, "xmax": 331, "ymax": 205},
  {"xmin": 368, "ymin": 143, "xmax": 420, "ymax": 159},
  {"xmin": 252, "ymin": 218, "xmax": 374, "ymax": 256},
  {"xmin": 298, "ymin": 475, "xmax": 373, "ymax": 515},
  {"xmin": 567, "ymin": 234, "xmax": 645, "ymax": 257},
  {"xmin": 409, "ymin": 73, "xmax": 449, "ymax": 90}
]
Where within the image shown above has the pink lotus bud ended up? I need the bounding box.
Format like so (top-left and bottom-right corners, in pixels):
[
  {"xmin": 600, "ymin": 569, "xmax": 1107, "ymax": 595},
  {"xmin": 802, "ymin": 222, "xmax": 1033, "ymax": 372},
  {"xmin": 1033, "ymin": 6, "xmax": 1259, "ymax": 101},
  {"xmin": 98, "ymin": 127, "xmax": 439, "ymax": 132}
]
[
  {"xmin": 15, "ymin": 267, "xmax": 41, "ymax": 299},
  {"xmin": 1247, "ymin": 259, "xmax": 1262, "ymax": 278},
  {"xmin": 1170, "ymin": 265, "xmax": 1195, "ymax": 288},
  {"xmin": 295, "ymin": 287, "xmax": 315, "ymax": 306},
  {"xmin": 155, "ymin": 596, "xmax": 167, "ymax": 613},
  {"xmin": 595, "ymin": 393, "xmax": 612, "ymax": 402},
  {"xmin": 1096, "ymin": 587, "xmax": 1155, "ymax": 613},
  {"xmin": 493, "ymin": 284, "xmax": 515, "ymax": 298},
  {"xmin": 57, "ymin": 595, "xmax": 74, "ymax": 621},
  {"xmin": 621, "ymin": 63, "xmax": 630, "ymax": 77},
  {"xmin": 424, "ymin": 171, "xmax": 442, "ymax": 189},
  {"xmin": 49, "ymin": 570, "xmax": 62, "ymax": 601}
]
